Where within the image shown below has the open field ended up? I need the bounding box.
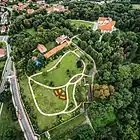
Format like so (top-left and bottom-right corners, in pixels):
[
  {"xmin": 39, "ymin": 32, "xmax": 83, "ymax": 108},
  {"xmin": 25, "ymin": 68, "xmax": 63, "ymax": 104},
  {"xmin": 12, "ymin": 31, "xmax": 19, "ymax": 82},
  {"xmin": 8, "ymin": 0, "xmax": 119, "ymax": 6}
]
[
  {"xmin": 45, "ymin": 42, "xmax": 57, "ymax": 51},
  {"xmin": 20, "ymin": 76, "xmax": 73, "ymax": 132},
  {"xmin": 132, "ymin": 4, "xmax": 140, "ymax": 9},
  {"xmin": 66, "ymin": 84, "xmax": 76, "ymax": 111},
  {"xmin": 31, "ymin": 81, "xmax": 66, "ymax": 114},
  {"xmin": 26, "ymin": 28, "xmax": 36, "ymax": 35},
  {"xmin": 71, "ymin": 20, "xmax": 93, "ymax": 28},
  {"xmin": 33, "ymin": 52, "xmax": 83, "ymax": 86},
  {"xmin": 49, "ymin": 113, "xmax": 86, "ymax": 139},
  {"xmin": 0, "ymin": 61, "xmax": 5, "ymax": 79}
]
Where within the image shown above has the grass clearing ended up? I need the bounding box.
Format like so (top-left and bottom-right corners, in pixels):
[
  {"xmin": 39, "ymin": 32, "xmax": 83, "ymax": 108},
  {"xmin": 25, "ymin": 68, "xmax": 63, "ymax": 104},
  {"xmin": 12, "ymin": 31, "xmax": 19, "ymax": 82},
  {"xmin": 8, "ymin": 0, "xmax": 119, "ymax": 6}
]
[
  {"xmin": 33, "ymin": 52, "xmax": 82, "ymax": 87},
  {"xmin": 45, "ymin": 42, "xmax": 57, "ymax": 51},
  {"xmin": 31, "ymin": 81, "xmax": 67, "ymax": 114},
  {"xmin": 26, "ymin": 28, "xmax": 36, "ymax": 35},
  {"xmin": 66, "ymin": 84, "xmax": 76, "ymax": 111},
  {"xmin": 20, "ymin": 76, "xmax": 57, "ymax": 131},
  {"xmin": 71, "ymin": 20, "xmax": 93, "ymax": 28},
  {"xmin": 20, "ymin": 76, "xmax": 73, "ymax": 132},
  {"xmin": 0, "ymin": 61, "xmax": 5, "ymax": 78},
  {"xmin": 132, "ymin": 4, "xmax": 140, "ymax": 9},
  {"xmin": 49, "ymin": 113, "xmax": 86, "ymax": 139}
]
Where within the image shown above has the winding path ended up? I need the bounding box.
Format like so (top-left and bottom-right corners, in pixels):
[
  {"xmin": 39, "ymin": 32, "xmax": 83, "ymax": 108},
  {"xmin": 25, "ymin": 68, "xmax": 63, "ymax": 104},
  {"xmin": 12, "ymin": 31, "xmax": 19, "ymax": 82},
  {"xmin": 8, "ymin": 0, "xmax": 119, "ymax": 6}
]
[{"xmin": 28, "ymin": 50, "xmax": 90, "ymax": 116}]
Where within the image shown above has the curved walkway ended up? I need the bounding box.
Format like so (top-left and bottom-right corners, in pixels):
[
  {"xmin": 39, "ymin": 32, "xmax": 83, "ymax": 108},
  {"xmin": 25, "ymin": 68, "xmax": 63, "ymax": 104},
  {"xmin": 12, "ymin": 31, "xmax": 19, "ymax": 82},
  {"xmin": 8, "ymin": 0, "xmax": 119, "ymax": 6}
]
[{"xmin": 28, "ymin": 50, "xmax": 88, "ymax": 116}]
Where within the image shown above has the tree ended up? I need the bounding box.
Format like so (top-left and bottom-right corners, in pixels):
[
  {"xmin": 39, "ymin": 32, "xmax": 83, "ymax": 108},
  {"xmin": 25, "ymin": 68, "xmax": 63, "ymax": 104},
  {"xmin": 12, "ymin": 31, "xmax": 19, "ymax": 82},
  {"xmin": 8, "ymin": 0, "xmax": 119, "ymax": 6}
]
[{"xmin": 76, "ymin": 60, "xmax": 83, "ymax": 68}]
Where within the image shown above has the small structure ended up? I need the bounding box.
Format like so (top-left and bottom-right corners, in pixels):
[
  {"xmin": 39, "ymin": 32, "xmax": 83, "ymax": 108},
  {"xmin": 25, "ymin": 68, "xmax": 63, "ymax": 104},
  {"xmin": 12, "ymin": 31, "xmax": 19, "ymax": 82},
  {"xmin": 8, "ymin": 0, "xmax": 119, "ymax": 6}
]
[
  {"xmin": 47, "ymin": 4, "xmax": 68, "ymax": 14},
  {"xmin": 27, "ymin": 9, "xmax": 34, "ymax": 14},
  {"xmin": 97, "ymin": 17, "xmax": 116, "ymax": 32},
  {"xmin": 32, "ymin": 56, "xmax": 42, "ymax": 67},
  {"xmin": 37, "ymin": 44, "xmax": 47, "ymax": 53},
  {"xmin": 59, "ymin": 95, "xmax": 67, "ymax": 100},
  {"xmin": 1, "ymin": 25, "xmax": 6, "ymax": 33},
  {"xmin": 12, "ymin": 3, "xmax": 29, "ymax": 11},
  {"xmin": 0, "ymin": 49, "xmax": 5, "ymax": 57},
  {"xmin": 56, "ymin": 35, "xmax": 69, "ymax": 44}
]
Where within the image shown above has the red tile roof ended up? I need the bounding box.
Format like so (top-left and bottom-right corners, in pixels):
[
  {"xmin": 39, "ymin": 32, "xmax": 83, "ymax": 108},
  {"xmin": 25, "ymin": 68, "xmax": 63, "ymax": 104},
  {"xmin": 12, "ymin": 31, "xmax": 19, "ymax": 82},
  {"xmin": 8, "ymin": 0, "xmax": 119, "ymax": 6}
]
[
  {"xmin": 98, "ymin": 17, "xmax": 116, "ymax": 31},
  {"xmin": 44, "ymin": 42, "xmax": 68, "ymax": 58},
  {"xmin": 1, "ymin": 25, "xmax": 6, "ymax": 32},
  {"xmin": 98, "ymin": 21, "xmax": 116, "ymax": 31},
  {"xmin": 37, "ymin": 44, "xmax": 47, "ymax": 53},
  {"xmin": 0, "ymin": 49, "xmax": 5, "ymax": 57},
  {"xmin": 27, "ymin": 9, "xmax": 34, "ymax": 14}
]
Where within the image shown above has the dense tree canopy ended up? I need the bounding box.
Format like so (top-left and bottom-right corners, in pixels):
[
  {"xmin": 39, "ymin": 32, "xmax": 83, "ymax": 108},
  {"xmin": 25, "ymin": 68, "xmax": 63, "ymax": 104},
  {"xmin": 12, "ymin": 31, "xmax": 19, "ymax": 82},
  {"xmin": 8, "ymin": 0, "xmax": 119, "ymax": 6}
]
[{"xmin": 8, "ymin": 1, "xmax": 140, "ymax": 139}]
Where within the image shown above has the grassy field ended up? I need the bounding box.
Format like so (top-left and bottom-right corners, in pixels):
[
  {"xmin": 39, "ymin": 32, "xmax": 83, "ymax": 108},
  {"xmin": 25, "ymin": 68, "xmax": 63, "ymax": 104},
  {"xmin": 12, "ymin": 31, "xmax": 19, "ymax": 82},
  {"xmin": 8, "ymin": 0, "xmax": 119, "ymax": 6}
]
[
  {"xmin": 71, "ymin": 20, "xmax": 93, "ymax": 28},
  {"xmin": 26, "ymin": 28, "xmax": 36, "ymax": 35},
  {"xmin": 0, "ymin": 61, "xmax": 5, "ymax": 79},
  {"xmin": 31, "ymin": 81, "xmax": 66, "ymax": 114},
  {"xmin": 49, "ymin": 113, "xmax": 86, "ymax": 139},
  {"xmin": 45, "ymin": 42, "xmax": 57, "ymax": 51},
  {"xmin": 66, "ymin": 84, "xmax": 76, "ymax": 111},
  {"xmin": 20, "ymin": 76, "xmax": 73, "ymax": 132},
  {"xmin": 0, "ymin": 104, "xmax": 23, "ymax": 140},
  {"xmin": 132, "ymin": 4, "xmax": 140, "ymax": 9},
  {"xmin": 20, "ymin": 76, "xmax": 57, "ymax": 131},
  {"xmin": 33, "ymin": 52, "xmax": 82, "ymax": 86}
]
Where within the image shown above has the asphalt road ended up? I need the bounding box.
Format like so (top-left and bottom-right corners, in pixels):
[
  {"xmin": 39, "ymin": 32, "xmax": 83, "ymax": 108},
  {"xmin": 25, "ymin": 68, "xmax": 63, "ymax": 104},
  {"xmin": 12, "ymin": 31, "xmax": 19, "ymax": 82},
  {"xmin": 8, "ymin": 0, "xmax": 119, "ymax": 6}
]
[
  {"xmin": 0, "ymin": 36, "xmax": 12, "ymax": 94},
  {"xmin": 10, "ymin": 66, "xmax": 37, "ymax": 140},
  {"xmin": 0, "ymin": 36, "xmax": 37, "ymax": 140}
]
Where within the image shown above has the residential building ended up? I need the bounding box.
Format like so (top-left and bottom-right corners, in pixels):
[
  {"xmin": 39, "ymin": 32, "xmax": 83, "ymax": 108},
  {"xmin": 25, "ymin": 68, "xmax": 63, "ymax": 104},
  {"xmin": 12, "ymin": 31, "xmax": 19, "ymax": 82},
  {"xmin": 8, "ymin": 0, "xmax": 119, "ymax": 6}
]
[
  {"xmin": 0, "ymin": 49, "xmax": 5, "ymax": 57},
  {"xmin": 56, "ymin": 35, "xmax": 70, "ymax": 44},
  {"xmin": 27, "ymin": 9, "xmax": 34, "ymax": 14},
  {"xmin": 47, "ymin": 4, "xmax": 68, "ymax": 14},
  {"xmin": 97, "ymin": 17, "xmax": 116, "ymax": 32},
  {"xmin": 1, "ymin": 25, "xmax": 6, "ymax": 33},
  {"xmin": 37, "ymin": 44, "xmax": 47, "ymax": 53}
]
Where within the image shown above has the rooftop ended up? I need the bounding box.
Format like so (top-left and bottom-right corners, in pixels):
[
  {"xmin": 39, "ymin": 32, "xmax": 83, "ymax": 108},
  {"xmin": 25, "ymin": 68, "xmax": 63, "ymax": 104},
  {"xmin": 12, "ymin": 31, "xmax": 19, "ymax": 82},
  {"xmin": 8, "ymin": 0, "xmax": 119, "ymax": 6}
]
[
  {"xmin": 44, "ymin": 42, "xmax": 68, "ymax": 58},
  {"xmin": 98, "ymin": 17, "xmax": 116, "ymax": 31},
  {"xmin": 0, "ymin": 49, "xmax": 5, "ymax": 57},
  {"xmin": 37, "ymin": 44, "xmax": 47, "ymax": 53}
]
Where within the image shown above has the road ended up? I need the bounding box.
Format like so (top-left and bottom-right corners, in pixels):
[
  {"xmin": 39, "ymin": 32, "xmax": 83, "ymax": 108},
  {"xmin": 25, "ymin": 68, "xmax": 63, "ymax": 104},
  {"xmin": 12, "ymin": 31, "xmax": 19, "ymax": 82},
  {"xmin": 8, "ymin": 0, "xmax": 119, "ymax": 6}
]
[
  {"xmin": 9, "ymin": 64, "xmax": 37, "ymax": 140},
  {"xmin": 0, "ymin": 36, "xmax": 37, "ymax": 140},
  {"xmin": 0, "ymin": 36, "xmax": 12, "ymax": 112},
  {"xmin": 0, "ymin": 36, "xmax": 12, "ymax": 94}
]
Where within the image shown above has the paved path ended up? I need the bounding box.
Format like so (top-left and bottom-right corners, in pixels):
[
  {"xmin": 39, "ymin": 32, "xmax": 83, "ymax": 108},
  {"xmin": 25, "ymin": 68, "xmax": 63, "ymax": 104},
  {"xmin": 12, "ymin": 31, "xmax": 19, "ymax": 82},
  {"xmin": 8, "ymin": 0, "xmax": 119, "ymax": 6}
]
[
  {"xmin": 9, "ymin": 64, "xmax": 38, "ymax": 140},
  {"xmin": 28, "ymin": 50, "xmax": 88, "ymax": 116}
]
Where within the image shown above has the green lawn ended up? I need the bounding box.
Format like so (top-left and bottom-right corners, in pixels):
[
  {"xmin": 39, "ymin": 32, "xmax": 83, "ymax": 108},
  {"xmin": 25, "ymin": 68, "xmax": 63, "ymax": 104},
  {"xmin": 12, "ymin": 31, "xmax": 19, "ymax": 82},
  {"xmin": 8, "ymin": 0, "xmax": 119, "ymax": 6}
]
[
  {"xmin": 72, "ymin": 37, "xmax": 79, "ymax": 45},
  {"xmin": 49, "ymin": 113, "xmax": 86, "ymax": 139},
  {"xmin": 26, "ymin": 28, "xmax": 36, "ymax": 35},
  {"xmin": 66, "ymin": 84, "xmax": 76, "ymax": 111},
  {"xmin": 20, "ymin": 76, "xmax": 72, "ymax": 132},
  {"xmin": 132, "ymin": 4, "xmax": 140, "ymax": 9},
  {"xmin": 0, "ymin": 61, "xmax": 5, "ymax": 79},
  {"xmin": 20, "ymin": 76, "xmax": 58, "ymax": 131},
  {"xmin": 31, "ymin": 81, "xmax": 66, "ymax": 114},
  {"xmin": 45, "ymin": 42, "xmax": 57, "ymax": 51},
  {"xmin": 33, "ymin": 52, "xmax": 83, "ymax": 87},
  {"xmin": 0, "ymin": 104, "xmax": 23, "ymax": 140},
  {"xmin": 71, "ymin": 20, "xmax": 93, "ymax": 28}
]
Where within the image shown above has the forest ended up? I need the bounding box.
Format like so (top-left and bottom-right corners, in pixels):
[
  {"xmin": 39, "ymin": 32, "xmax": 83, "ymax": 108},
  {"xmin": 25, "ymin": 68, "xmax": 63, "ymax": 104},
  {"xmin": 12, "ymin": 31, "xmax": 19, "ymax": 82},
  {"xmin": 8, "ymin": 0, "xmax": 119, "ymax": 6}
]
[{"xmin": 8, "ymin": 1, "xmax": 140, "ymax": 139}]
